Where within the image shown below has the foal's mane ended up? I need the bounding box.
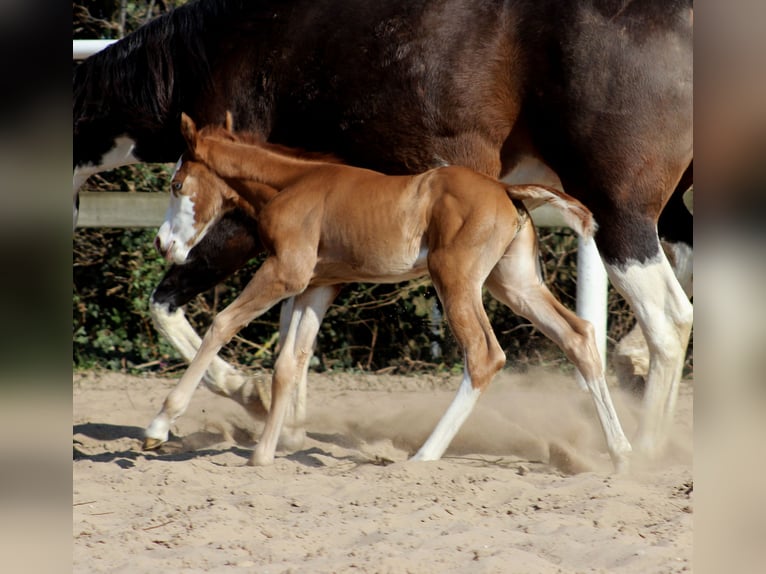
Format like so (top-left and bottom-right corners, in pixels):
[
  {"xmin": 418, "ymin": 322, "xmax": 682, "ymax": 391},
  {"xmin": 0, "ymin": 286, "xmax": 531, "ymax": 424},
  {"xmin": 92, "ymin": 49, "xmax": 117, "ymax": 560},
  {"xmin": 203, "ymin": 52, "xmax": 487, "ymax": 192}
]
[{"xmin": 197, "ymin": 123, "xmax": 345, "ymax": 166}]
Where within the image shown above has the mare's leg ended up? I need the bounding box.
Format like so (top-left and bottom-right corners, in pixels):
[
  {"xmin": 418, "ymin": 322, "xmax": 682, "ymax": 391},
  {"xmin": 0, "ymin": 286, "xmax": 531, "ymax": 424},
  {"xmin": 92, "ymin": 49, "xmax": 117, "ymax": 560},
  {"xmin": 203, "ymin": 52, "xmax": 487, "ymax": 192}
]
[
  {"xmin": 603, "ymin": 239, "xmax": 693, "ymax": 459},
  {"xmin": 615, "ymin": 165, "xmax": 694, "ymax": 393},
  {"xmin": 149, "ymin": 211, "xmax": 274, "ymax": 417},
  {"xmin": 411, "ymin": 251, "xmax": 506, "ymax": 461},
  {"xmin": 251, "ymin": 285, "xmax": 341, "ymax": 466},
  {"xmin": 143, "ymin": 255, "xmax": 312, "ymax": 449},
  {"xmin": 613, "ymin": 239, "xmax": 693, "ymax": 393},
  {"xmin": 486, "ymin": 221, "xmax": 632, "ymax": 472},
  {"xmin": 581, "ymin": 159, "xmax": 692, "ymax": 461},
  {"xmin": 523, "ymin": 0, "xmax": 692, "ymax": 458}
]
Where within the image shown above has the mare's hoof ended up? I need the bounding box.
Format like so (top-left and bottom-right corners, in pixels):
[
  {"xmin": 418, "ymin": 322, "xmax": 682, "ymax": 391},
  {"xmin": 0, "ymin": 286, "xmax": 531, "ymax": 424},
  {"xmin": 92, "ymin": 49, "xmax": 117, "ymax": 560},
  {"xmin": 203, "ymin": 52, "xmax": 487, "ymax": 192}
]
[{"xmin": 142, "ymin": 437, "xmax": 166, "ymax": 450}]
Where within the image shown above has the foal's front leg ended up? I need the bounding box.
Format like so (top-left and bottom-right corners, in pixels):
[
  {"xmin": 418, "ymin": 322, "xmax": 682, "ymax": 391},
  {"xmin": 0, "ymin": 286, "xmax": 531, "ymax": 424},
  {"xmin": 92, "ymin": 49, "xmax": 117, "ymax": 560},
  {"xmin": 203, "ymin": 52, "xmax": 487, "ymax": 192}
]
[
  {"xmin": 143, "ymin": 257, "xmax": 308, "ymax": 450},
  {"xmin": 149, "ymin": 213, "xmax": 273, "ymax": 418},
  {"xmin": 251, "ymin": 285, "xmax": 341, "ymax": 466}
]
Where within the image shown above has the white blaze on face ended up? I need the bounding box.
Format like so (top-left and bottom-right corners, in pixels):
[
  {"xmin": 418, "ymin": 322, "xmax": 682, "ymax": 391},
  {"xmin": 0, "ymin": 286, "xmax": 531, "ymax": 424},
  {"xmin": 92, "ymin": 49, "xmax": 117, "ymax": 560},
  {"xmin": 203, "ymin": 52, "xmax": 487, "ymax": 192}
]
[{"xmin": 156, "ymin": 158, "xmax": 201, "ymax": 265}]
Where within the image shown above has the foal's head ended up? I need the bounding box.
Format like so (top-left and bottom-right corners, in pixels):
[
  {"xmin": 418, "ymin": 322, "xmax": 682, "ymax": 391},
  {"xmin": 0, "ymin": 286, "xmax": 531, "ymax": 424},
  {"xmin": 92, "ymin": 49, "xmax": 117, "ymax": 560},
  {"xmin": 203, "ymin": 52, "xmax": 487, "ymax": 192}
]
[
  {"xmin": 154, "ymin": 154, "xmax": 240, "ymax": 265},
  {"xmin": 155, "ymin": 111, "xmax": 339, "ymax": 264},
  {"xmin": 155, "ymin": 112, "xmax": 260, "ymax": 264}
]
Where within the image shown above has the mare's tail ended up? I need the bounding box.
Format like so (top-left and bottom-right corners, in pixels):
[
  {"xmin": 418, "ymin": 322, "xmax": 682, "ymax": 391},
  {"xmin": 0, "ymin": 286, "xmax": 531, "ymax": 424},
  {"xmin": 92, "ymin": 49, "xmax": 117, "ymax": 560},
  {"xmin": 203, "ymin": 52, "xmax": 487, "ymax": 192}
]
[{"xmin": 505, "ymin": 184, "xmax": 596, "ymax": 239}]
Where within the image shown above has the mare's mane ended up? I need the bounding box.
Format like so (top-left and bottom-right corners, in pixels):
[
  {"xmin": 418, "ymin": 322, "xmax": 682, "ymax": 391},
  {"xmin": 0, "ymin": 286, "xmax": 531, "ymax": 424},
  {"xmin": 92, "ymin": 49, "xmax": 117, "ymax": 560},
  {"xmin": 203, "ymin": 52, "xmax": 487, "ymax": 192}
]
[{"xmin": 73, "ymin": 1, "xmax": 246, "ymax": 132}]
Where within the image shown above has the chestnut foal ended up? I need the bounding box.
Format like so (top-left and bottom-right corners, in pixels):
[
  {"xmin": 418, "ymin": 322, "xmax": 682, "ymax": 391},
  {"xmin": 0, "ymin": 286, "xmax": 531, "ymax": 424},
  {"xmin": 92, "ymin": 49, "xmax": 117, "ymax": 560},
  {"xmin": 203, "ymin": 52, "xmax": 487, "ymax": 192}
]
[{"xmin": 148, "ymin": 114, "xmax": 631, "ymax": 470}]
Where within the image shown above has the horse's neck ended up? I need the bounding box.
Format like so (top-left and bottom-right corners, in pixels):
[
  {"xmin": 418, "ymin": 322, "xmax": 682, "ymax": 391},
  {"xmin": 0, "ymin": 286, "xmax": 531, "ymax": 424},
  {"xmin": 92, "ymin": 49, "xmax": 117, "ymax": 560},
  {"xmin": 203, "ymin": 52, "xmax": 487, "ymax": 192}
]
[
  {"xmin": 226, "ymin": 178, "xmax": 278, "ymax": 217},
  {"xmin": 200, "ymin": 137, "xmax": 324, "ymax": 190}
]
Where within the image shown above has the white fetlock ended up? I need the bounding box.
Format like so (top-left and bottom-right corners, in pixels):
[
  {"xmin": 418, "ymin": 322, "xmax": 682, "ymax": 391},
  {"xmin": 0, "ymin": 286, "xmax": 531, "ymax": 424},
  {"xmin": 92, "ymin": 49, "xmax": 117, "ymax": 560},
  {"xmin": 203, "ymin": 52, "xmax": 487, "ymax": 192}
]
[
  {"xmin": 143, "ymin": 417, "xmax": 171, "ymax": 450},
  {"xmin": 611, "ymin": 446, "xmax": 633, "ymax": 474},
  {"xmin": 249, "ymin": 446, "xmax": 276, "ymax": 467}
]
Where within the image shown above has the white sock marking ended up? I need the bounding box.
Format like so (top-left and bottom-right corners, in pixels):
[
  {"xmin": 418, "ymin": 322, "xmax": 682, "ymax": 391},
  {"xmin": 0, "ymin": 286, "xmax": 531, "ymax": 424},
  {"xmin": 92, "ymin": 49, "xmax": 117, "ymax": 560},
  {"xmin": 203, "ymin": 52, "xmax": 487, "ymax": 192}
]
[
  {"xmin": 606, "ymin": 252, "xmax": 693, "ymax": 456},
  {"xmin": 411, "ymin": 370, "xmax": 481, "ymax": 461}
]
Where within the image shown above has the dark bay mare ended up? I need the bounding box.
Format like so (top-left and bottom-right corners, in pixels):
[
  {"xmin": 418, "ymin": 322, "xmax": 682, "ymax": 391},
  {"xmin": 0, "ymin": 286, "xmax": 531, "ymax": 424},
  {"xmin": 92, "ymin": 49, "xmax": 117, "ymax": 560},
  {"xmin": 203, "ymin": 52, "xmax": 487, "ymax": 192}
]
[{"xmin": 73, "ymin": 0, "xmax": 693, "ymax": 460}]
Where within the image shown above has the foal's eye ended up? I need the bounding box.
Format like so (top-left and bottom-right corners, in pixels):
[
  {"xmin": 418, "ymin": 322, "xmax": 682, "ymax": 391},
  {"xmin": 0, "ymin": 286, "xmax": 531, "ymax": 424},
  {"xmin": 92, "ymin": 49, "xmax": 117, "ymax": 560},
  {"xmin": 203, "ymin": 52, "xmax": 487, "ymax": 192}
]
[{"xmin": 171, "ymin": 181, "xmax": 182, "ymax": 194}]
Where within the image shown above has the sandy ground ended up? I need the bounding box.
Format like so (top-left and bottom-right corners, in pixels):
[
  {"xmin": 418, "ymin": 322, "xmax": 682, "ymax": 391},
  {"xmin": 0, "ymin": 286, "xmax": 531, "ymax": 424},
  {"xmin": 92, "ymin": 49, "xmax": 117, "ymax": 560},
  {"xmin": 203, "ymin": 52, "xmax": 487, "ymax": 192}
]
[{"xmin": 73, "ymin": 368, "xmax": 692, "ymax": 573}]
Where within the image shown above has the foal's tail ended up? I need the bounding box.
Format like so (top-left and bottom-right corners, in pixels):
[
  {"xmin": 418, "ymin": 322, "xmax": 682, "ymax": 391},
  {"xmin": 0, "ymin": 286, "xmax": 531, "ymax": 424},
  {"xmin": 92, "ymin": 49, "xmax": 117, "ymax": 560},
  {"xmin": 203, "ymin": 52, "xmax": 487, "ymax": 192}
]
[{"xmin": 504, "ymin": 184, "xmax": 596, "ymax": 239}]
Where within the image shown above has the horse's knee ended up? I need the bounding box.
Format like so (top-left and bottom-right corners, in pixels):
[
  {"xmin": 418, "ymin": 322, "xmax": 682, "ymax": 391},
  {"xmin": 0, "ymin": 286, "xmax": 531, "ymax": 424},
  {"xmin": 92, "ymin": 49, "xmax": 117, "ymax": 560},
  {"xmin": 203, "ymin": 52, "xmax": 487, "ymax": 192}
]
[
  {"xmin": 646, "ymin": 331, "xmax": 686, "ymax": 368},
  {"xmin": 562, "ymin": 319, "xmax": 604, "ymax": 378},
  {"xmin": 275, "ymin": 270, "xmax": 311, "ymax": 298},
  {"xmin": 465, "ymin": 341, "xmax": 505, "ymax": 391},
  {"xmin": 149, "ymin": 296, "xmax": 177, "ymax": 324},
  {"xmin": 148, "ymin": 298, "xmax": 191, "ymax": 347},
  {"xmin": 150, "ymin": 284, "xmax": 176, "ymax": 312},
  {"xmin": 488, "ymin": 344, "xmax": 506, "ymax": 375},
  {"xmin": 642, "ymin": 298, "xmax": 693, "ymax": 367},
  {"xmin": 207, "ymin": 315, "xmax": 239, "ymax": 347}
]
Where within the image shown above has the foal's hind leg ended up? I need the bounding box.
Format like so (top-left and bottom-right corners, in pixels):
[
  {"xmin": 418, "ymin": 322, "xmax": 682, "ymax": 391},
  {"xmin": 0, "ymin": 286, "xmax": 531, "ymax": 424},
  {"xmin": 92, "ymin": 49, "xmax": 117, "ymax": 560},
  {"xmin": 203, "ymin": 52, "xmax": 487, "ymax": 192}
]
[
  {"xmin": 486, "ymin": 223, "xmax": 632, "ymax": 472},
  {"xmin": 412, "ymin": 252, "xmax": 506, "ymax": 461},
  {"xmin": 251, "ymin": 285, "xmax": 340, "ymax": 466},
  {"xmin": 143, "ymin": 256, "xmax": 312, "ymax": 449}
]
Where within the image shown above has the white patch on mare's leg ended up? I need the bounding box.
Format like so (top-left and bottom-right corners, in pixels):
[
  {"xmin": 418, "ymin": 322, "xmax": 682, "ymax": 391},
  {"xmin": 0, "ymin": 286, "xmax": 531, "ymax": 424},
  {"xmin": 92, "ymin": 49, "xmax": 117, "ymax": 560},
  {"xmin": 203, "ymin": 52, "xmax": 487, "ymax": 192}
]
[
  {"xmin": 73, "ymin": 136, "xmax": 139, "ymax": 228},
  {"xmin": 149, "ymin": 301, "xmax": 264, "ymax": 407},
  {"xmin": 614, "ymin": 240, "xmax": 693, "ymax": 391},
  {"xmin": 411, "ymin": 369, "xmax": 481, "ymax": 461},
  {"xmin": 605, "ymin": 253, "xmax": 693, "ymax": 458},
  {"xmin": 73, "ymin": 136, "xmax": 139, "ymax": 186}
]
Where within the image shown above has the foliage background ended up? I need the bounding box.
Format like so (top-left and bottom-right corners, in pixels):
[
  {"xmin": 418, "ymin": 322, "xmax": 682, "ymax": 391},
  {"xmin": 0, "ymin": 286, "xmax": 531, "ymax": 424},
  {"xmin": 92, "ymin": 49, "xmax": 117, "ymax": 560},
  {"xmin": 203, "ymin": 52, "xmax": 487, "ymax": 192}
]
[{"xmin": 73, "ymin": 0, "xmax": 691, "ymax": 377}]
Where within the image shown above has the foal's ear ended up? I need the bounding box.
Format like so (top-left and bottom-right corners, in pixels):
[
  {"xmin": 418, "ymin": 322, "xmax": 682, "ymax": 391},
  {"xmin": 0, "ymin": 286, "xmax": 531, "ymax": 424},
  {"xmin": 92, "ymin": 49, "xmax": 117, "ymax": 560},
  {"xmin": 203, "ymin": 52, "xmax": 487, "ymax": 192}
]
[
  {"xmin": 180, "ymin": 113, "xmax": 198, "ymax": 149},
  {"xmin": 224, "ymin": 111, "xmax": 234, "ymax": 133}
]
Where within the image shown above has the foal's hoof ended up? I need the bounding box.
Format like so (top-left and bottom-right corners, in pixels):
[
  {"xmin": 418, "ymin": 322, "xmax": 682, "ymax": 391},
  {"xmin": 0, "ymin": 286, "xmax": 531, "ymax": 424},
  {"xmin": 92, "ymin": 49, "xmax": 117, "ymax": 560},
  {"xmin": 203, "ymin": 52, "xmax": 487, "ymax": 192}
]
[
  {"xmin": 142, "ymin": 437, "xmax": 166, "ymax": 450},
  {"xmin": 277, "ymin": 427, "xmax": 306, "ymax": 452},
  {"xmin": 614, "ymin": 457, "xmax": 631, "ymax": 475},
  {"xmin": 248, "ymin": 449, "xmax": 275, "ymax": 467}
]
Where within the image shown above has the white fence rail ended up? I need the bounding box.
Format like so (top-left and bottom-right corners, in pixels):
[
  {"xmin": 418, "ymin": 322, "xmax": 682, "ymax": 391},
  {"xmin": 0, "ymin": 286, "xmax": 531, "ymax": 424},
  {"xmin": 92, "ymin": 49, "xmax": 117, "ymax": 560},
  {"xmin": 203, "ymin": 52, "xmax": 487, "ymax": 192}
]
[
  {"xmin": 75, "ymin": 192, "xmax": 576, "ymax": 230},
  {"xmin": 74, "ymin": 39, "xmax": 610, "ymax": 366},
  {"xmin": 77, "ymin": 192, "xmax": 168, "ymax": 228},
  {"xmin": 73, "ymin": 39, "xmax": 116, "ymax": 59}
]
